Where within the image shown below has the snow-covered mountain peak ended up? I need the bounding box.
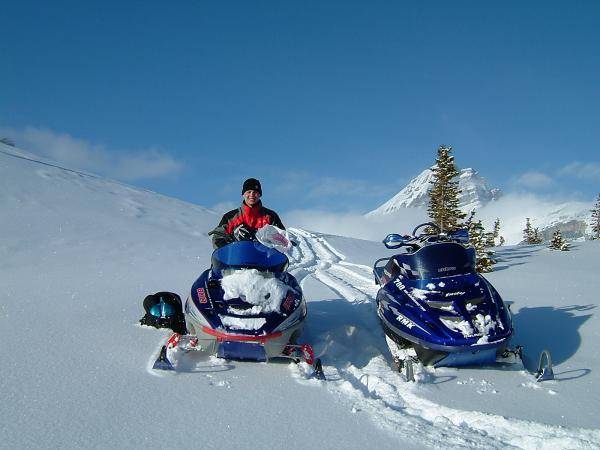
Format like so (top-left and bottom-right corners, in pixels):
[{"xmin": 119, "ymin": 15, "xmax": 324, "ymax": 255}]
[
  {"xmin": 458, "ymin": 167, "xmax": 502, "ymax": 212},
  {"xmin": 367, "ymin": 166, "xmax": 501, "ymax": 216},
  {"xmin": 366, "ymin": 167, "xmax": 434, "ymax": 215}
]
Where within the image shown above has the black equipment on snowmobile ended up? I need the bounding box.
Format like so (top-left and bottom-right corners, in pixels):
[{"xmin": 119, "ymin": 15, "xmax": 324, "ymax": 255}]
[{"xmin": 140, "ymin": 292, "xmax": 187, "ymax": 335}]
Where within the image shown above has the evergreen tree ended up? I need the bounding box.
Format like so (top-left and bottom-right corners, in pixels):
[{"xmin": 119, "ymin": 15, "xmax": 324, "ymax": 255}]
[
  {"xmin": 427, "ymin": 145, "xmax": 466, "ymax": 233},
  {"xmin": 549, "ymin": 230, "xmax": 570, "ymax": 251},
  {"xmin": 473, "ymin": 220, "xmax": 495, "ymax": 272},
  {"xmin": 591, "ymin": 194, "xmax": 600, "ymax": 240},
  {"xmin": 493, "ymin": 218, "xmax": 501, "ymax": 239},
  {"xmin": 490, "ymin": 218, "xmax": 504, "ymax": 246},
  {"xmin": 484, "ymin": 231, "xmax": 496, "ymax": 248},
  {"xmin": 466, "ymin": 213, "xmax": 495, "ymax": 272},
  {"xmin": 464, "ymin": 210, "xmax": 476, "ymax": 229},
  {"xmin": 532, "ymin": 227, "xmax": 543, "ymax": 244},
  {"xmin": 522, "ymin": 218, "xmax": 534, "ymax": 244}
]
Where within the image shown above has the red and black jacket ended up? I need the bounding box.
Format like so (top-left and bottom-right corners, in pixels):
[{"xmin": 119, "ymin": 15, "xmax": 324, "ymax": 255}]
[{"xmin": 209, "ymin": 201, "xmax": 284, "ymax": 248}]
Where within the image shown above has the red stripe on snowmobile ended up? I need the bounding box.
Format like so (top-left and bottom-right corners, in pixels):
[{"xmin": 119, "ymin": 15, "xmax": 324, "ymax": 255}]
[
  {"xmin": 301, "ymin": 344, "xmax": 314, "ymax": 366},
  {"xmin": 202, "ymin": 326, "xmax": 282, "ymax": 343},
  {"xmin": 166, "ymin": 333, "xmax": 181, "ymax": 348}
]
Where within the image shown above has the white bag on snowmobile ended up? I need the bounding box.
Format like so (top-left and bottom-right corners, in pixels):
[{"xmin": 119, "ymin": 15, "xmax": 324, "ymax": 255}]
[{"xmin": 255, "ymin": 224, "xmax": 293, "ymax": 253}]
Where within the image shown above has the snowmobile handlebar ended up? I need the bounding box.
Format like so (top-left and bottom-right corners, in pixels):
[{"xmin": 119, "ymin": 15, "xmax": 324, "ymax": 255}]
[{"xmin": 412, "ymin": 222, "xmax": 441, "ymax": 236}]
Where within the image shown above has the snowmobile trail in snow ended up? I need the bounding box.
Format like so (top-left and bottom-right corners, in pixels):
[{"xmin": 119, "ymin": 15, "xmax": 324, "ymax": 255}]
[{"xmin": 287, "ymin": 228, "xmax": 600, "ymax": 449}]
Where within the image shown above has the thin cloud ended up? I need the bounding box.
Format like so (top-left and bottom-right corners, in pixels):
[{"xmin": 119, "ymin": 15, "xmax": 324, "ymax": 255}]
[
  {"xmin": 515, "ymin": 171, "xmax": 553, "ymax": 189},
  {"xmin": 559, "ymin": 162, "xmax": 600, "ymax": 181},
  {"xmin": 306, "ymin": 177, "xmax": 390, "ymax": 199},
  {"xmin": 112, "ymin": 150, "xmax": 182, "ymax": 181},
  {"xmin": 0, "ymin": 126, "xmax": 182, "ymax": 181},
  {"xmin": 274, "ymin": 171, "xmax": 399, "ymax": 210}
]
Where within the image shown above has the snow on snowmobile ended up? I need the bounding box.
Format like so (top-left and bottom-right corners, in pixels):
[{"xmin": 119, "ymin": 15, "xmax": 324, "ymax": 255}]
[
  {"xmin": 140, "ymin": 225, "xmax": 324, "ymax": 379},
  {"xmin": 373, "ymin": 222, "xmax": 553, "ymax": 382}
]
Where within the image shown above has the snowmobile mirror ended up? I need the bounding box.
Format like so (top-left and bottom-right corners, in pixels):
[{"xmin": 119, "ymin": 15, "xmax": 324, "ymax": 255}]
[{"xmin": 383, "ymin": 234, "xmax": 407, "ymax": 249}]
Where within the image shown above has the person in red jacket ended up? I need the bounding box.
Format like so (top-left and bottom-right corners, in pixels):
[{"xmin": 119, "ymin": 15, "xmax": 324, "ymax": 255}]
[{"xmin": 209, "ymin": 178, "xmax": 285, "ymax": 249}]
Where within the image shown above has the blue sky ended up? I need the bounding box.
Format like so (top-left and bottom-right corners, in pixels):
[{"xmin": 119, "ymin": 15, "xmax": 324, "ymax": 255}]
[{"xmin": 2, "ymin": 0, "xmax": 599, "ymax": 214}]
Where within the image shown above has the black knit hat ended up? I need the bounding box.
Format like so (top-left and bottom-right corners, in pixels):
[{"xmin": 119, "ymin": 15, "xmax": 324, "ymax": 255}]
[{"xmin": 242, "ymin": 178, "xmax": 262, "ymax": 195}]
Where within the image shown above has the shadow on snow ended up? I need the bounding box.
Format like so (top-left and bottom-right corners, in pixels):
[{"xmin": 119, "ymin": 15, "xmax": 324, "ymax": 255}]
[
  {"xmin": 305, "ymin": 296, "xmax": 595, "ymax": 382},
  {"xmin": 511, "ymin": 304, "xmax": 595, "ymax": 373}
]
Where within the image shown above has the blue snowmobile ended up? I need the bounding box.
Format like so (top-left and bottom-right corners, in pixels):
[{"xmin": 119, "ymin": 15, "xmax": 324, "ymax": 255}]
[
  {"xmin": 141, "ymin": 230, "xmax": 324, "ymax": 379},
  {"xmin": 373, "ymin": 222, "xmax": 553, "ymax": 381}
]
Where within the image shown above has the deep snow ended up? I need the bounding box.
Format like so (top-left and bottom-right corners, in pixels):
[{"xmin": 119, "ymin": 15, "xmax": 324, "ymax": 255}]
[{"xmin": 2, "ymin": 143, "xmax": 599, "ymax": 449}]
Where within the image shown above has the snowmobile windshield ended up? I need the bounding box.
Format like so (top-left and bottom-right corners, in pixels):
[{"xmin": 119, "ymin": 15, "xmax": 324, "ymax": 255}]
[
  {"xmin": 401, "ymin": 243, "xmax": 475, "ymax": 279},
  {"xmin": 212, "ymin": 241, "xmax": 288, "ymax": 272}
]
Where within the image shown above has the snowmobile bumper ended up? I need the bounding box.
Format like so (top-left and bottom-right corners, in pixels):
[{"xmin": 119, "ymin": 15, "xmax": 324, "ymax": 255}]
[
  {"xmin": 381, "ymin": 315, "xmax": 511, "ymax": 367},
  {"xmin": 432, "ymin": 348, "xmax": 497, "ymax": 367},
  {"xmin": 217, "ymin": 341, "xmax": 267, "ymax": 361},
  {"xmin": 199, "ymin": 325, "xmax": 297, "ymax": 361}
]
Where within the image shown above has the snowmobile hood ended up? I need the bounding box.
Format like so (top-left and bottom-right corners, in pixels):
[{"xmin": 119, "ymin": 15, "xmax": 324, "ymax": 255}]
[
  {"xmin": 378, "ymin": 272, "xmax": 512, "ymax": 352},
  {"xmin": 188, "ymin": 267, "xmax": 306, "ymax": 337},
  {"xmin": 212, "ymin": 241, "xmax": 288, "ymax": 273}
]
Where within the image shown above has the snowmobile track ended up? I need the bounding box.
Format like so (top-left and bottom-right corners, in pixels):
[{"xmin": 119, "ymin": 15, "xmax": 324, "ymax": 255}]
[{"xmin": 288, "ymin": 228, "xmax": 600, "ymax": 450}]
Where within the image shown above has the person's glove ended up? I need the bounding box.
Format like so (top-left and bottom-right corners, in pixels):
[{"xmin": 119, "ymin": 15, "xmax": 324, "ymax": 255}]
[{"xmin": 233, "ymin": 224, "xmax": 255, "ymax": 241}]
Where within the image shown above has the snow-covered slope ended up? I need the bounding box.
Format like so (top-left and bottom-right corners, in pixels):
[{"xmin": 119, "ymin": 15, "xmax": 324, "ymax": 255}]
[
  {"xmin": 473, "ymin": 194, "xmax": 593, "ymax": 245},
  {"xmin": 2, "ymin": 143, "xmax": 600, "ymax": 449},
  {"xmin": 367, "ymin": 167, "xmax": 500, "ymax": 215},
  {"xmin": 0, "ymin": 144, "xmax": 407, "ymax": 449}
]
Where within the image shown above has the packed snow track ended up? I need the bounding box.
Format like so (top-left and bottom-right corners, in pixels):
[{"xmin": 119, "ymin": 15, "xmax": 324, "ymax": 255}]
[{"xmin": 286, "ymin": 228, "xmax": 600, "ymax": 450}]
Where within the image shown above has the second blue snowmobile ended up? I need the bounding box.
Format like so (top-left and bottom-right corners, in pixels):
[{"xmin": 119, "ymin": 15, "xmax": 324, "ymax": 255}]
[{"xmin": 373, "ymin": 222, "xmax": 553, "ymax": 381}]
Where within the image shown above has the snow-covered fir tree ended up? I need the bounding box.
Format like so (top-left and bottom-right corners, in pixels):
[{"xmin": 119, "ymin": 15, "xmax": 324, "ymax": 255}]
[
  {"xmin": 493, "ymin": 218, "xmax": 500, "ymax": 238},
  {"xmin": 492, "ymin": 218, "xmax": 504, "ymax": 245},
  {"xmin": 532, "ymin": 227, "xmax": 543, "ymax": 244},
  {"xmin": 484, "ymin": 231, "xmax": 496, "ymax": 248},
  {"xmin": 591, "ymin": 194, "xmax": 600, "ymax": 240},
  {"xmin": 464, "ymin": 210, "xmax": 476, "ymax": 228},
  {"xmin": 427, "ymin": 145, "xmax": 466, "ymax": 233},
  {"xmin": 522, "ymin": 218, "xmax": 543, "ymax": 244},
  {"xmin": 549, "ymin": 230, "xmax": 570, "ymax": 251},
  {"xmin": 522, "ymin": 218, "xmax": 534, "ymax": 244},
  {"xmin": 466, "ymin": 213, "xmax": 495, "ymax": 272}
]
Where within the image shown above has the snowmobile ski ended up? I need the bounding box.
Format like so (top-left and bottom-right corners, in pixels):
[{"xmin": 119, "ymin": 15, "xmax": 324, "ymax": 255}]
[
  {"xmin": 535, "ymin": 349, "xmax": 554, "ymax": 382},
  {"xmin": 151, "ymin": 332, "xmax": 324, "ymax": 378},
  {"xmin": 152, "ymin": 345, "xmax": 174, "ymax": 371},
  {"xmin": 312, "ymin": 358, "xmax": 326, "ymax": 380}
]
